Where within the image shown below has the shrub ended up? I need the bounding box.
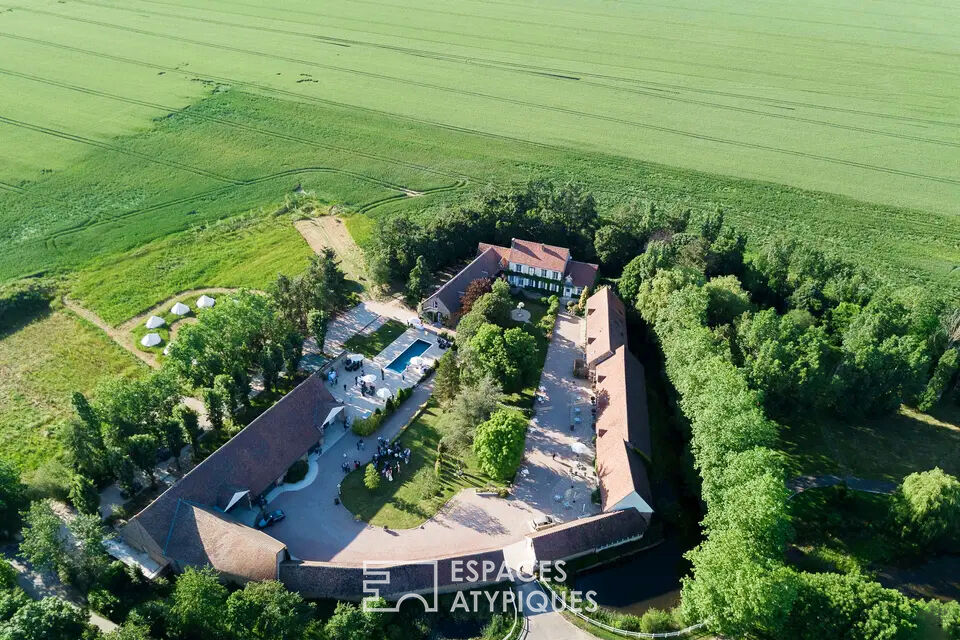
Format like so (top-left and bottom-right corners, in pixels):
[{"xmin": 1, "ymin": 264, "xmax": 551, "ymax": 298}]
[
  {"xmin": 0, "ymin": 277, "xmax": 56, "ymax": 332},
  {"xmin": 88, "ymin": 588, "xmax": 120, "ymax": 618},
  {"xmin": 351, "ymin": 413, "xmax": 383, "ymax": 436},
  {"xmin": 640, "ymin": 608, "xmax": 677, "ymax": 633},
  {"xmin": 363, "ymin": 464, "xmax": 380, "ymax": 491},
  {"xmin": 284, "ymin": 459, "xmax": 309, "ymax": 484}
]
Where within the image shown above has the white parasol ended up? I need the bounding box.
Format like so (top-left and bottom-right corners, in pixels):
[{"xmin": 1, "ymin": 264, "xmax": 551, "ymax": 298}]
[
  {"xmin": 376, "ymin": 387, "xmax": 392, "ymax": 400},
  {"xmin": 361, "ymin": 374, "xmax": 377, "ymax": 384},
  {"xmin": 570, "ymin": 442, "xmax": 590, "ymax": 456}
]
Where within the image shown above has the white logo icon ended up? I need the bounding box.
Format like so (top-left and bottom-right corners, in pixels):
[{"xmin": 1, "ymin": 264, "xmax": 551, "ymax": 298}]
[{"xmin": 362, "ymin": 560, "xmax": 440, "ymax": 612}]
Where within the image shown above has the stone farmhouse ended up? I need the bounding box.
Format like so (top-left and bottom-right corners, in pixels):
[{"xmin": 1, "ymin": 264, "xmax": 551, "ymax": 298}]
[{"xmin": 421, "ymin": 238, "xmax": 597, "ymax": 323}]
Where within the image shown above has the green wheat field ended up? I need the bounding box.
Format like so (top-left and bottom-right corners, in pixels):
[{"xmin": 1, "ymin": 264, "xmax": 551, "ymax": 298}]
[{"xmin": 1, "ymin": 0, "xmax": 959, "ymax": 289}]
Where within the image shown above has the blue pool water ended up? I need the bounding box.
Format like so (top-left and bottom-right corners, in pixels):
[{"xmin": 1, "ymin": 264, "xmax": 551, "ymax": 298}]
[{"xmin": 387, "ymin": 339, "xmax": 432, "ymax": 372}]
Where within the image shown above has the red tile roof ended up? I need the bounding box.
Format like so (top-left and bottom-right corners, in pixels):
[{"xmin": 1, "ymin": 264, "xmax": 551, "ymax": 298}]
[
  {"xmin": 585, "ymin": 287, "xmax": 627, "ymax": 367},
  {"xmin": 509, "ymin": 239, "xmax": 570, "ymax": 273},
  {"xmin": 164, "ymin": 502, "xmax": 285, "ymax": 582},
  {"xmin": 595, "ymin": 346, "xmax": 653, "ymax": 512}
]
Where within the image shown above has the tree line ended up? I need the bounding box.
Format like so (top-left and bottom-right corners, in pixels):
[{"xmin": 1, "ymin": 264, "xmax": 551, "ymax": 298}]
[{"xmin": 613, "ymin": 209, "xmax": 959, "ymax": 638}]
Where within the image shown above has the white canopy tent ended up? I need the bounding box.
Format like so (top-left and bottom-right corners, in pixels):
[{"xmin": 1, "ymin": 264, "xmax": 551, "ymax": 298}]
[
  {"xmin": 170, "ymin": 302, "xmax": 190, "ymax": 316},
  {"xmin": 321, "ymin": 405, "xmax": 345, "ymax": 428},
  {"xmin": 140, "ymin": 333, "xmax": 162, "ymax": 347},
  {"xmin": 145, "ymin": 315, "xmax": 165, "ymax": 329},
  {"xmin": 196, "ymin": 295, "xmax": 216, "ymax": 308}
]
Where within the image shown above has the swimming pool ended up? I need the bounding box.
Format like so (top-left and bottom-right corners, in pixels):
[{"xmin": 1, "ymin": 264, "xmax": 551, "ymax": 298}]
[{"xmin": 387, "ymin": 339, "xmax": 432, "ymax": 372}]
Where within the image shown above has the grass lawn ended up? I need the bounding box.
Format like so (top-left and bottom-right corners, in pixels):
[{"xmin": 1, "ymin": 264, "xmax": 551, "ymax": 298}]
[
  {"xmin": 779, "ymin": 405, "xmax": 960, "ymax": 483},
  {"xmin": 788, "ymin": 485, "xmax": 901, "ymax": 576},
  {"xmin": 71, "ymin": 212, "xmax": 314, "ymax": 325},
  {"xmin": 342, "ymin": 214, "xmax": 376, "ymax": 249},
  {"xmin": 0, "ymin": 310, "xmax": 147, "ymax": 470},
  {"xmin": 338, "ymin": 402, "xmax": 501, "ymax": 528},
  {"xmin": 343, "ymin": 319, "xmax": 407, "ymax": 359}
]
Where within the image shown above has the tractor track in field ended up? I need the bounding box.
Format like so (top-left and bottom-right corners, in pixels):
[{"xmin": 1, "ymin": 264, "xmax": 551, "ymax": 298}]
[
  {"xmin": 0, "ymin": 68, "xmax": 478, "ymax": 183},
  {"xmin": 40, "ymin": 169, "xmax": 465, "ymax": 249},
  {"xmin": 9, "ymin": 27, "xmax": 958, "ymax": 187},
  {"xmin": 48, "ymin": 1, "xmax": 960, "ymax": 146},
  {"xmin": 0, "ymin": 179, "xmax": 24, "ymax": 193},
  {"xmin": 0, "ymin": 115, "xmax": 240, "ymax": 184},
  {"xmin": 6, "ymin": 8, "xmax": 960, "ymax": 188},
  {"xmin": 53, "ymin": 0, "xmax": 960, "ymax": 101},
  {"xmin": 2, "ymin": 37, "xmax": 959, "ymax": 243},
  {"xmin": 346, "ymin": 0, "xmax": 960, "ymax": 53},
  {"xmin": 81, "ymin": 0, "xmax": 960, "ymax": 85}
]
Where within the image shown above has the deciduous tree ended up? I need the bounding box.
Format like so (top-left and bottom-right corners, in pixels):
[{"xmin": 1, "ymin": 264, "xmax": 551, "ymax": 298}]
[{"xmin": 473, "ymin": 410, "xmax": 527, "ymax": 481}]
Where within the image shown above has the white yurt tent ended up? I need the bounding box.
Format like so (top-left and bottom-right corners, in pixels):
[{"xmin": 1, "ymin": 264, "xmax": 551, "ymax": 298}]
[
  {"xmin": 145, "ymin": 315, "xmax": 165, "ymax": 329},
  {"xmin": 196, "ymin": 295, "xmax": 216, "ymax": 309},
  {"xmin": 141, "ymin": 332, "xmax": 162, "ymax": 347},
  {"xmin": 170, "ymin": 302, "xmax": 190, "ymax": 316}
]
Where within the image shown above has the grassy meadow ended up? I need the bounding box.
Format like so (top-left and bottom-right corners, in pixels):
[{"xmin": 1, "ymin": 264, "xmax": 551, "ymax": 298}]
[
  {"xmin": 0, "ymin": 311, "xmax": 146, "ymax": 470},
  {"xmin": 0, "ymin": 0, "xmax": 957, "ymax": 297},
  {"xmin": 779, "ymin": 405, "xmax": 960, "ymax": 483},
  {"xmin": 71, "ymin": 211, "xmax": 314, "ymax": 325}
]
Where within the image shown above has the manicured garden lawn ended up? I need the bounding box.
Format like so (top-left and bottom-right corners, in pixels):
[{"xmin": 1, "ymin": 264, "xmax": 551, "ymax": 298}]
[
  {"xmin": 0, "ymin": 311, "xmax": 146, "ymax": 470},
  {"xmin": 338, "ymin": 402, "xmax": 501, "ymax": 528},
  {"xmin": 779, "ymin": 405, "xmax": 960, "ymax": 483},
  {"xmin": 343, "ymin": 319, "xmax": 407, "ymax": 359}
]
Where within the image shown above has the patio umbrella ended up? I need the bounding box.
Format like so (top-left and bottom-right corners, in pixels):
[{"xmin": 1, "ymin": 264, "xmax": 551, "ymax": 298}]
[
  {"xmin": 376, "ymin": 387, "xmax": 392, "ymax": 400},
  {"xmin": 170, "ymin": 302, "xmax": 190, "ymax": 316},
  {"xmin": 570, "ymin": 442, "xmax": 590, "ymax": 456},
  {"xmin": 361, "ymin": 374, "xmax": 377, "ymax": 384},
  {"xmin": 408, "ymin": 356, "xmax": 424, "ymax": 367},
  {"xmin": 420, "ymin": 358, "xmax": 435, "ymax": 369},
  {"xmin": 145, "ymin": 315, "xmax": 165, "ymax": 329},
  {"xmin": 140, "ymin": 332, "xmax": 162, "ymax": 347},
  {"xmin": 347, "ymin": 353, "xmax": 364, "ymax": 363}
]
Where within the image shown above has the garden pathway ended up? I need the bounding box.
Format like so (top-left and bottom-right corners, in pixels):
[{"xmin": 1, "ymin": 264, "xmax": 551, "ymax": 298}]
[
  {"xmin": 516, "ymin": 580, "xmax": 595, "ymax": 640},
  {"xmin": 787, "ymin": 474, "xmax": 897, "ymax": 497}
]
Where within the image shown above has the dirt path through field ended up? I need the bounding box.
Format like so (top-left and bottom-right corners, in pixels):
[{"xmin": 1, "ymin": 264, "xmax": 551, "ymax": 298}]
[
  {"xmin": 294, "ymin": 215, "xmax": 368, "ymax": 292},
  {"xmin": 64, "ymin": 297, "xmax": 159, "ymax": 369}
]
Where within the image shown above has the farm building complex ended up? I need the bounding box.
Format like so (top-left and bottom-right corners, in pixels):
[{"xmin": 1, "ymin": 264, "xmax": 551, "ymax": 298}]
[{"xmin": 117, "ymin": 282, "xmax": 652, "ymax": 599}]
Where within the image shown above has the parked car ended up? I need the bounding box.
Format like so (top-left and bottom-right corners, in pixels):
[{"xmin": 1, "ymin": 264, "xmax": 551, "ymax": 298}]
[
  {"xmin": 255, "ymin": 509, "xmax": 285, "ymax": 529},
  {"xmin": 529, "ymin": 514, "xmax": 557, "ymax": 532}
]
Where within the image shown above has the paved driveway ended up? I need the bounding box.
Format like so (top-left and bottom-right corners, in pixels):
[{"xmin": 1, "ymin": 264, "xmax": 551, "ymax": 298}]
[{"xmin": 265, "ymin": 311, "xmax": 600, "ymax": 562}]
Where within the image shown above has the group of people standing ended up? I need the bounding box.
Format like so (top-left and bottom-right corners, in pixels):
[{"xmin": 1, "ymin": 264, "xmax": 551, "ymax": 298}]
[{"xmin": 371, "ymin": 436, "xmax": 411, "ymax": 482}]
